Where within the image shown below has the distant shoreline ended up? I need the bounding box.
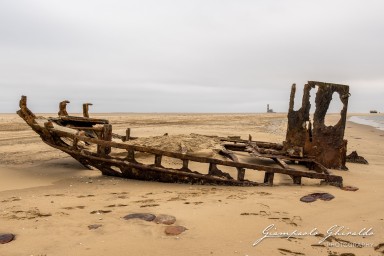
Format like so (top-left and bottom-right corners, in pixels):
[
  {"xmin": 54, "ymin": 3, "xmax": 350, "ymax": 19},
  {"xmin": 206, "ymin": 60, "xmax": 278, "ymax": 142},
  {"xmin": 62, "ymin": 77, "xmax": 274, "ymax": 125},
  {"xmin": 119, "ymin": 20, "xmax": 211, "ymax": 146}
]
[{"xmin": 349, "ymin": 115, "xmax": 384, "ymax": 131}]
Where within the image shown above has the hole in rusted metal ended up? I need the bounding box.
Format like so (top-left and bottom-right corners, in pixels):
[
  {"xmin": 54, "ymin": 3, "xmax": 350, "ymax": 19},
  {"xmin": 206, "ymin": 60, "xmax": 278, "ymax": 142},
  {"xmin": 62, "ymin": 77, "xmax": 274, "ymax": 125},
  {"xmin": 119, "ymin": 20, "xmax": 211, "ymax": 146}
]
[
  {"xmin": 292, "ymin": 86, "xmax": 303, "ymax": 111},
  {"xmin": 110, "ymin": 165, "xmax": 122, "ymax": 174},
  {"xmin": 309, "ymin": 86, "xmax": 318, "ymax": 114},
  {"xmin": 324, "ymin": 92, "xmax": 343, "ymax": 127}
]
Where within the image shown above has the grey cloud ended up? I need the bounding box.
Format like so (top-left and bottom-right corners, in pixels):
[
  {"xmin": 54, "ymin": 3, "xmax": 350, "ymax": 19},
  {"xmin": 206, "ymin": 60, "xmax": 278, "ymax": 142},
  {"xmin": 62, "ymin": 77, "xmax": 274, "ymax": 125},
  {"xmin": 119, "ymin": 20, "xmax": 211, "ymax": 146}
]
[{"xmin": 0, "ymin": 0, "xmax": 383, "ymax": 113}]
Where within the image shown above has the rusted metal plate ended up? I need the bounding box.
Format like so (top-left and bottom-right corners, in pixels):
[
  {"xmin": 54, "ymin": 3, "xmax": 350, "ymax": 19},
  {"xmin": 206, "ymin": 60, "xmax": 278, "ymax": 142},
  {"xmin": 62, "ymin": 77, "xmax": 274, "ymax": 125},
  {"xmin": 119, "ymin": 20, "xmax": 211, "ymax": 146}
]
[{"xmin": 284, "ymin": 81, "xmax": 350, "ymax": 170}]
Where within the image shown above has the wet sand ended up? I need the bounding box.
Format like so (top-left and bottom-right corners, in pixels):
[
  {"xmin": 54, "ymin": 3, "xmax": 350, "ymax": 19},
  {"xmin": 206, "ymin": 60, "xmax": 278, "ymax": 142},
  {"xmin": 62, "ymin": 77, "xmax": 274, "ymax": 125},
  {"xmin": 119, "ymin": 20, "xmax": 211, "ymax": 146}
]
[{"xmin": 0, "ymin": 113, "xmax": 383, "ymax": 256}]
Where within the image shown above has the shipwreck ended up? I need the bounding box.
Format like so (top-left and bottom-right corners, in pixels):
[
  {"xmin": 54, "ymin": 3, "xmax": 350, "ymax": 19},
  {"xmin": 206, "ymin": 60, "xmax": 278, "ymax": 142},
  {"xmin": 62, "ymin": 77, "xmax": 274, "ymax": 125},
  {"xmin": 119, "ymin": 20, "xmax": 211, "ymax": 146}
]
[{"xmin": 17, "ymin": 81, "xmax": 351, "ymax": 187}]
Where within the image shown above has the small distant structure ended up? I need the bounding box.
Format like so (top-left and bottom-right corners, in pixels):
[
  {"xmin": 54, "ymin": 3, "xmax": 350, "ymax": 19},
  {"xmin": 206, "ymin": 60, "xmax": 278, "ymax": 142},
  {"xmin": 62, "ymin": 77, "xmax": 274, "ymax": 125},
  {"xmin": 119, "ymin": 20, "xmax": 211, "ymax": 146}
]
[
  {"xmin": 267, "ymin": 104, "xmax": 275, "ymax": 113},
  {"xmin": 370, "ymin": 110, "xmax": 378, "ymax": 114}
]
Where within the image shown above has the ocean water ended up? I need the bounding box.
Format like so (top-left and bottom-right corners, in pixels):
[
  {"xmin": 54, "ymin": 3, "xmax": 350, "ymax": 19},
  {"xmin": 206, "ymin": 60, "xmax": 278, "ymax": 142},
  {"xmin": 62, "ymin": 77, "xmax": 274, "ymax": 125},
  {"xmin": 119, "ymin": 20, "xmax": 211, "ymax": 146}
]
[{"xmin": 349, "ymin": 115, "xmax": 384, "ymax": 131}]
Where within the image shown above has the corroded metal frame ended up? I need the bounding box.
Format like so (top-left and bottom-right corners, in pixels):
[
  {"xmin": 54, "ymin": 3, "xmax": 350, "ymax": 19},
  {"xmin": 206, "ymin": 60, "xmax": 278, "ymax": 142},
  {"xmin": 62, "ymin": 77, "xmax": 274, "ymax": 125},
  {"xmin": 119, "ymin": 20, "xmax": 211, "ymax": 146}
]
[{"xmin": 17, "ymin": 81, "xmax": 347, "ymax": 187}]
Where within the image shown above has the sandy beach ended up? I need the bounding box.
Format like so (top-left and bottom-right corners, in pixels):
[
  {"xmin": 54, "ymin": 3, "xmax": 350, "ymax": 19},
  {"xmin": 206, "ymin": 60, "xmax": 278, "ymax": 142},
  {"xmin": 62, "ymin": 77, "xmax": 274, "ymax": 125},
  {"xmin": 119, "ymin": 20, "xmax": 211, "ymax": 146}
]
[{"xmin": 1, "ymin": 113, "xmax": 383, "ymax": 256}]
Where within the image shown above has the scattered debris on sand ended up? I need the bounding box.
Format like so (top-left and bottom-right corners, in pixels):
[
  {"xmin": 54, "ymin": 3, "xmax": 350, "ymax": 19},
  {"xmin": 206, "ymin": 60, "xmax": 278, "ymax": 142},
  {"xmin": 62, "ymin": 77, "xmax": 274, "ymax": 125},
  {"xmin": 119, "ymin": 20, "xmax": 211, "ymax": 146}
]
[
  {"xmin": 346, "ymin": 151, "xmax": 369, "ymax": 164},
  {"xmin": 153, "ymin": 214, "xmax": 176, "ymax": 225},
  {"xmin": 123, "ymin": 213, "xmax": 187, "ymax": 236},
  {"xmin": 164, "ymin": 226, "xmax": 187, "ymax": 236},
  {"xmin": 88, "ymin": 224, "xmax": 102, "ymax": 230},
  {"xmin": 123, "ymin": 213, "xmax": 156, "ymax": 222},
  {"xmin": 300, "ymin": 193, "xmax": 335, "ymax": 203},
  {"xmin": 0, "ymin": 233, "xmax": 15, "ymax": 244},
  {"xmin": 340, "ymin": 186, "xmax": 359, "ymax": 191}
]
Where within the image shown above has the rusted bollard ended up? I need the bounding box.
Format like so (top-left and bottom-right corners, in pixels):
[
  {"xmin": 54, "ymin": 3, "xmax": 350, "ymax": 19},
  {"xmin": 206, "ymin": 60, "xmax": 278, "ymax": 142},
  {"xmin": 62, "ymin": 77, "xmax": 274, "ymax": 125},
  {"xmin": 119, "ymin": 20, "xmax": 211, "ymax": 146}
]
[
  {"xmin": 82, "ymin": 103, "xmax": 93, "ymax": 118},
  {"xmin": 97, "ymin": 124, "xmax": 112, "ymax": 155},
  {"xmin": 58, "ymin": 100, "xmax": 70, "ymax": 116},
  {"xmin": 126, "ymin": 128, "xmax": 131, "ymax": 141}
]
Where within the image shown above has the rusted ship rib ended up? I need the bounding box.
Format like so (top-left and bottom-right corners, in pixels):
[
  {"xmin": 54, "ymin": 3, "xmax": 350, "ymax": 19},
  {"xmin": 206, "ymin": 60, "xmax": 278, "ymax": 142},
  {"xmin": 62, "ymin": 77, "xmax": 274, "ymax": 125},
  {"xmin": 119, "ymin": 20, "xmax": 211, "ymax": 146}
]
[{"xmin": 17, "ymin": 81, "xmax": 350, "ymax": 187}]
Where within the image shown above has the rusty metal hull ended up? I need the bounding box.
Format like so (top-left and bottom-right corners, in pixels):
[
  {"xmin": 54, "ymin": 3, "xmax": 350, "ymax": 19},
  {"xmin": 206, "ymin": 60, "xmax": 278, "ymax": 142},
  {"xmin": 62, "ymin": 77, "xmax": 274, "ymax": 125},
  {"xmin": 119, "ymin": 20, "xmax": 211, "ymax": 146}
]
[{"xmin": 17, "ymin": 90, "xmax": 345, "ymax": 187}]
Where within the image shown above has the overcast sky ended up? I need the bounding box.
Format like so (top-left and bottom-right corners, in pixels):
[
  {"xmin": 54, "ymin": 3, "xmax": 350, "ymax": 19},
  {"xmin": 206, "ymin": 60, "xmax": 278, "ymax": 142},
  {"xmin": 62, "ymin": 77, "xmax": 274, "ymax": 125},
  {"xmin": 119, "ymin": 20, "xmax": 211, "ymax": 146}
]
[{"xmin": 0, "ymin": 0, "xmax": 383, "ymax": 113}]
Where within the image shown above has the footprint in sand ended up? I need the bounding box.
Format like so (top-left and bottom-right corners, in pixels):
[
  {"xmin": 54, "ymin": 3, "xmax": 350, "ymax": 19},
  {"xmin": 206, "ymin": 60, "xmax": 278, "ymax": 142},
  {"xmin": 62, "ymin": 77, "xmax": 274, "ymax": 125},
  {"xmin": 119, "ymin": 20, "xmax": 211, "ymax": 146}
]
[
  {"xmin": 241, "ymin": 210, "xmax": 270, "ymax": 216},
  {"xmin": 269, "ymin": 212, "xmax": 302, "ymax": 226},
  {"xmin": 110, "ymin": 192, "xmax": 128, "ymax": 195},
  {"xmin": 227, "ymin": 194, "xmax": 247, "ymax": 199},
  {"xmin": 105, "ymin": 204, "xmax": 128, "ymax": 208},
  {"xmin": 240, "ymin": 212, "xmax": 258, "ymax": 216},
  {"xmin": 250, "ymin": 191, "xmax": 272, "ymax": 196},
  {"xmin": 62, "ymin": 206, "xmax": 86, "ymax": 210},
  {"xmin": 241, "ymin": 210, "xmax": 302, "ymax": 226},
  {"xmin": 88, "ymin": 224, "xmax": 102, "ymax": 230},
  {"xmin": 2, "ymin": 208, "xmax": 51, "ymax": 220},
  {"xmin": 198, "ymin": 187, "xmax": 220, "ymax": 195},
  {"xmin": 55, "ymin": 212, "xmax": 70, "ymax": 216},
  {"xmin": 134, "ymin": 199, "xmax": 155, "ymax": 203},
  {"xmin": 109, "ymin": 192, "xmax": 129, "ymax": 199},
  {"xmin": 90, "ymin": 210, "xmax": 112, "ymax": 214},
  {"xmin": 77, "ymin": 195, "xmax": 95, "ymax": 198},
  {"xmin": 140, "ymin": 204, "xmax": 160, "ymax": 208},
  {"xmin": 182, "ymin": 192, "xmax": 203, "ymax": 197},
  {"xmin": 168, "ymin": 196, "xmax": 187, "ymax": 202},
  {"xmin": 374, "ymin": 243, "xmax": 384, "ymax": 254},
  {"xmin": 184, "ymin": 201, "xmax": 204, "ymax": 205},
  {"xmin": 257, "ymin": 203, "xmax": 270, "ymax": 209},
  {"xmin": 278, "ymin": 248, "xmax": 305, "ymax": 255},
  {"xmin": 1, "ymin": 197, "xmax": 21, "ymax": 203},
  {"xmin": 327, "ymin": 252, "xmax": 356, "ymax": 256},
  {"xmin": 167, "ymin": 190, "xmax": 212, "ymax": 201},
  {"xmin": 44, "ymin": 194, "xmax": 65, "ymax": 197}
]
